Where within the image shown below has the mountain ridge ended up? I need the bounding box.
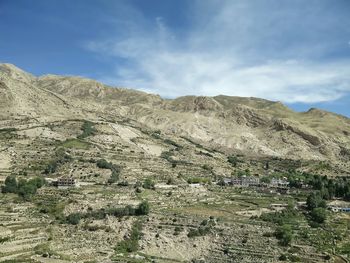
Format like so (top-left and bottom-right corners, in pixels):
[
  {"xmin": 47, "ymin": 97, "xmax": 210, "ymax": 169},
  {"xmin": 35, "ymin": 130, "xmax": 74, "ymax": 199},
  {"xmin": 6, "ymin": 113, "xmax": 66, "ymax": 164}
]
[{"xmin": 1, "ymin": 63, "xmax": 349, "ymax": 162}]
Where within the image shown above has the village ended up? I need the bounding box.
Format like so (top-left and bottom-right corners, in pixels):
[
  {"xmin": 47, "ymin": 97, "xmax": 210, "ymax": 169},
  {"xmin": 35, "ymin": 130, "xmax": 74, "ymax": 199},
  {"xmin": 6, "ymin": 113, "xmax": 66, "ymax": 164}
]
[
  {"xmin": 1, "ymin": 117, "xmax": 350, "ymax": 263},
  {"xmin": 45, "ymin": 172, "xmax": 350, "ymax": 215}
]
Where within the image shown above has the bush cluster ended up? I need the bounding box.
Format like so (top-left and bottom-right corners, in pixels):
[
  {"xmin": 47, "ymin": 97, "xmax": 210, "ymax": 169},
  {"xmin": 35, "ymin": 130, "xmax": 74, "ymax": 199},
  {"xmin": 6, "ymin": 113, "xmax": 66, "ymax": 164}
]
[
  {"xmin": 260, "ymin": 207, "xmax": 300, "ymax": 226},
  {"xmin": 1, "ymin": 176, "xmax": 45, "ymax": 200},
  {"xmin": 66, "ymin": 201, "xmax": 150, "ymax": 225}
]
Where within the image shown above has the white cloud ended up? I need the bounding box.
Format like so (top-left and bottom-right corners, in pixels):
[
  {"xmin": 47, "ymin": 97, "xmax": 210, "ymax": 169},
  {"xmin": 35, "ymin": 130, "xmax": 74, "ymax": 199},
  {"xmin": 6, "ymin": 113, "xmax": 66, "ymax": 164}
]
[{"xmin": 85, "ymin": 0, "xmax": 350, "ymax": 103}]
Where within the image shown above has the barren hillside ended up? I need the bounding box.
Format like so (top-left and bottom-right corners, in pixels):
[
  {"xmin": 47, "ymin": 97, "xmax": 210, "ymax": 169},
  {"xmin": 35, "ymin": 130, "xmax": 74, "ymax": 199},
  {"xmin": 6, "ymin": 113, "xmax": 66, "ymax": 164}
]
[{"xmin": 1, "ymin": 63, "xmax": 349, "ymax": 162}]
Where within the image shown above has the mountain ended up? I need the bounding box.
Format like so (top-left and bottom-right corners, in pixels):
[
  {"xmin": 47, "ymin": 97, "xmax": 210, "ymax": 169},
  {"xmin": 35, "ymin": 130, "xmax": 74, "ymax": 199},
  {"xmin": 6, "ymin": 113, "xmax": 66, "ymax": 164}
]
[
  {"xmin": 1, "ymin": 63, "xmax": 350, "ymax": 162},
  {"xmin": 2, "ymin": 63, "xmax": 350, "ymax": 263}
]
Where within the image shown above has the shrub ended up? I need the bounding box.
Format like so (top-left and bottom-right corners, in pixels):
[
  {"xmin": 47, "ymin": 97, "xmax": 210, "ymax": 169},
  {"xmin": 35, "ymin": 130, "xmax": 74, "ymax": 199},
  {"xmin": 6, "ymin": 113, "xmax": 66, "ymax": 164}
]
[
  {"xmin": 279, "ymin": 254, "xmax": 287, "ymax": 261},
  {"xmin": 227, "ymin": 155, "xmax": 240, "ymax": 167},
  {"xmin": 96, "ymin": 159, "xmax": 111, "ymax": 169},
  {"xmin": 117, "ymin": 181, "xmax": 129, "ymax": 186},
  {"xmin": 77, "ymin": 121, "xmax": 96, "ymax": 139},
  {"xmin": 108, "ymin": 170, "xmax": 119, "ymax": 184},
  {"xmin": 164, "ymin": 139, "xmax": 182, "ymax": 148},
  {"xmin": 143, "ymin": 178, "xmax": 155, "ymax": 189},
  {"xmin": 174, "ymin": 226, "xmax": 183, "ymax": 233},
  {"xmin": 0, "ymin": 236, "xmax": 10, "ymax": 243},
  {"xmin": 1, "ymin": 176, "xmax": 17, "ymax": 193},
  {"xmin": 66, "ymin": 213, "xmax": 81, "ymax": 225},
  {"xmin": 66, "ymin": 201, "xmax": 150, "ymax": 224},
  {"xmin": 187, "ymin": 226, "xmax": 211, "ymax": 238},
  {"xmin": 136, "ymin": 201, "xmax": 150, "ymax": 215},
  {"xmin": 202, "ymin": 164, "xmax": 212, "ymax": 171},
  {"xmin": 167, "ymin": 178, "xmax": 174, "ymax": 185},
  {"xmin": 115, "ymin": 221, "xmax": 142, "ymax": 253},
  {"xmin": 310, "ymin": 207, "xmax": 327, "ymax": 224},
  {"xmin": 275, "ymin": 225, "xmax": 293, "ymax": 246},
  {"xmin": 34, "ymin": 242, "xmax": 53, "ymax": 256}
]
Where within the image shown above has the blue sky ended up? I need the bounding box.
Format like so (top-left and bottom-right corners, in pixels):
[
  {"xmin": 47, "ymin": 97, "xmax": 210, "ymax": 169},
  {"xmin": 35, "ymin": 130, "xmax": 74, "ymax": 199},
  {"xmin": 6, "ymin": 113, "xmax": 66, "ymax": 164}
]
[{"xmin": 1, "ymin": 0, "xmax": 350, "ymax": 117}]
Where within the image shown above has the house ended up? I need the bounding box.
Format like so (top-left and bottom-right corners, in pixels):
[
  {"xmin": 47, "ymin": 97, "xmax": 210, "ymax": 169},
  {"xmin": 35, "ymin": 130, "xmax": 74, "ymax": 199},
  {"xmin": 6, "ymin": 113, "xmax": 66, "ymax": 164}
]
[
  {"xmin": 230, "ymin": 176, "xmax": 260, "ymax": 187},
  {"xmin": 270, "ymin": 178, "xmax": 289, "ymax": 188},
  {"xmin": 223, "ymin": 178, "xmax": 233, "ymax": 185},
  {"xmin": 52, "ymin": 177, "xmax": 76, "ymax": 187}
]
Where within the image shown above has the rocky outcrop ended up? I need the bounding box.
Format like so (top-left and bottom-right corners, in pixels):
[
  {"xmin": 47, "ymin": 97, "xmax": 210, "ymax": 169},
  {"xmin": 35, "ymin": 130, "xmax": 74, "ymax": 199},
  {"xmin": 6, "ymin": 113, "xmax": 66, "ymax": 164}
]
[{"xmin": 273, "ymin": 119, "xmax": 321, "ymax": 146}]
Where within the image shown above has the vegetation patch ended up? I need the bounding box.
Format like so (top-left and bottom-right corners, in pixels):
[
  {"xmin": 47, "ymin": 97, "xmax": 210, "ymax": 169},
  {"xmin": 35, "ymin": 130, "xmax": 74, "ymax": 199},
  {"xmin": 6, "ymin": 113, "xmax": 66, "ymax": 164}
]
[
  {"xmin": 187, "ymin": 177, "xmax": 211, "ymax": 184},
  {"xmin": 227, "ymin": 155, "xmax": 243, "ymax": 167},
  {"xmin": 61, "ymin": 138, "xmax": 90, "ymax": 149},
  {"xmin": 260, "ymin": 206, "xmax": 303, "ymax": 226},
  {"xmin": 142, "ymin": 178, "xmax": 155, "ymax": 190},
  {"xmin": 274, "ymin": 224, "xmax": 293, "ymax": 246},
  {"xmin": 43, "ymin": 148, "xmax": 72, "ymax": 174},
  {"xmin": 66, "ymin": 201, "xmax": 150, "ymax": 225},
  {"xmin": 187, "ymin": 219, "xmax": 215, "ymax": 238},
  {"xmin": 115, "ymin": 220, "xmax": 143, "ymax": 253},
  {"xmin": 77, "ymin": 120, "xmax": 97, "ymax": 139},
  {"xmin": 1, "ymin": 176, "xmax": 45, "ymax": 200},
  {"xmin": 96, "ymin": 159, "xmax": 122, "ymax": 184},
  {"xmin": 37, "ymin": 198, "xmax": 66, "ymax": 221},
  {"xmin": 0, "ymin": 127, "xmax": 17, "ymax": 133}
]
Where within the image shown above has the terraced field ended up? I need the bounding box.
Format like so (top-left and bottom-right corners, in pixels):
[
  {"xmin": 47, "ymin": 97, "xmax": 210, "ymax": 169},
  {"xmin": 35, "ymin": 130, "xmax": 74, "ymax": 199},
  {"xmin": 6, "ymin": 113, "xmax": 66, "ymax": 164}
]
[{"xmin": 0, "ymin": 119, "xmax": 350, "ymax": 262}]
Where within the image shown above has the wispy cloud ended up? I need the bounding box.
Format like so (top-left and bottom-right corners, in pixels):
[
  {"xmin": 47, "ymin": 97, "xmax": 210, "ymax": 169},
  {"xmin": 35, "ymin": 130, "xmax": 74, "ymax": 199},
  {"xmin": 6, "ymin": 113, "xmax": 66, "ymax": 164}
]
[{"xmin": 85, "ymin": 0, "xmax": 350, "ymax": 103}]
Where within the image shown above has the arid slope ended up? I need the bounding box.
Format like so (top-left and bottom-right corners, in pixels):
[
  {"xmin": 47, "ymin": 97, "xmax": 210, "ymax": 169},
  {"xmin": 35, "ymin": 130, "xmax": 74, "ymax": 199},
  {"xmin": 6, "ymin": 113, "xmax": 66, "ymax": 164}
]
[{"xmin": 1, "ymin": 63, "xmax": 349, "ymax": 161}]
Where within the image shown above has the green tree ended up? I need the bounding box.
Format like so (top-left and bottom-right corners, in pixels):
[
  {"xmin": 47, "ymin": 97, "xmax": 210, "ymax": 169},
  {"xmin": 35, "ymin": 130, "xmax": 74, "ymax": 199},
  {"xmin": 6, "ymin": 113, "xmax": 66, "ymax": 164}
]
[
  {"xmin": 1, "ymin": 176, "xmax": 17, "ymax": 193},
  {"xmin": 310, "ymin": 207, "xmax": 327, "ymax": 224},
  {"xmin": 17, "ymin": 181, "xmax": 37, "ymax": 200},
  {"xmin": 306, "ymin": 192, "xmax": 326, "ymax": 210},
  {"xmin": 29, "ymin": 177, "xmax": 45, "ymax": 188},
  {"xmin": 78, "ymin": 120, "xmax": 96, "ymax": 139},
  {"xmin": 275, "ymin": 225, "xmax": 293, "ymax": 246}
]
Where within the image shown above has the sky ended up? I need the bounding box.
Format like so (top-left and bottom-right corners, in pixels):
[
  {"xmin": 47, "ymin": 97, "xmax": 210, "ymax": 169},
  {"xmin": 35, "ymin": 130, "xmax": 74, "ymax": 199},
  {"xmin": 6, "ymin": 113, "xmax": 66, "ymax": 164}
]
[{"xmin": 1, "ymin": 0, "xmax": 350, "ymax": 116}]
